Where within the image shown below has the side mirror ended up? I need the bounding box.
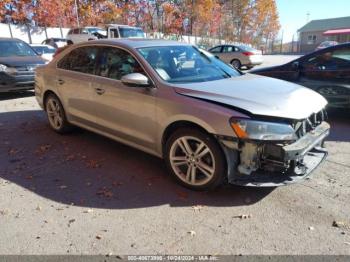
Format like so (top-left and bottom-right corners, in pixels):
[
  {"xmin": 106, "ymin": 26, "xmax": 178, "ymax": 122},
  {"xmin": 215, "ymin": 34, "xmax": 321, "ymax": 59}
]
[
  {"xmin": 291, "ymin": 61, "xmax": 300, "ymax": 71},
  {"xmin": 121, "ymin": 73, "xmax": 151, "ymax": 87}
]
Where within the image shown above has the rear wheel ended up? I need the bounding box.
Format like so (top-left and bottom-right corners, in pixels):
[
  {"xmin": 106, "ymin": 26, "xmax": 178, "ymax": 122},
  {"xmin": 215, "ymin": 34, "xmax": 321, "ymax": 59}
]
[
  {"xmin": 164, "ymin": 128, "xmax": 226, "ymax": 191},
  {"xmin": 45, "ymin": 94, "xmax": 73, "ymax": 134},
  {"xmin": 231, "ymin": 59, "xmax": 241, "ymax": 69}
]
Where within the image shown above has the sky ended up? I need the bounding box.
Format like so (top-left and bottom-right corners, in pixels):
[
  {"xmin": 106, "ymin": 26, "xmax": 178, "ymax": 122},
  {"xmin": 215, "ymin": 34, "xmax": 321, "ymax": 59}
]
[{"xmin": 276, "ymin": 0, "xmax": 350, "ymax": 43}]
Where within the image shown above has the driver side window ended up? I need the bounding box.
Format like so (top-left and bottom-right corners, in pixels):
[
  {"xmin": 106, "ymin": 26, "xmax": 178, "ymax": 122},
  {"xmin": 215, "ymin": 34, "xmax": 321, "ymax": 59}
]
[
  {"xmin": 96, "ymin": 47, "xmax": 145, "ymax": 80},
  {"xmin": 303, "ymin": 47, "xmax": 350, "ymax": 70}
]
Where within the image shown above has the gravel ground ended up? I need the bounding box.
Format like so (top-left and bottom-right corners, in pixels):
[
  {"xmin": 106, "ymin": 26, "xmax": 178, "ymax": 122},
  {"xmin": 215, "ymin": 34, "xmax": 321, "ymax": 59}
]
[{"xmin": 0, "ymin": 55, "xmax": 349, "ymax": 255}]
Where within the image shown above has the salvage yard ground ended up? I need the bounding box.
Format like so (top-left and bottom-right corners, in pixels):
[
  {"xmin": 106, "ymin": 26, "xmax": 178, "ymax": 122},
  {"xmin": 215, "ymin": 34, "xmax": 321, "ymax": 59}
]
[{"xmin": 0, "ymin": 55, "xmax": 349, "ymax": 255}]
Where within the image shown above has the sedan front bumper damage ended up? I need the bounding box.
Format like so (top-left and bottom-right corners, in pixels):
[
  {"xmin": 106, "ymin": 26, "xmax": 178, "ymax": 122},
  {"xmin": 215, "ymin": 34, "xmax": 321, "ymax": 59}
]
[{"xmin": 220, "ymin": 121, "xmax": 330, "ymax": 187}]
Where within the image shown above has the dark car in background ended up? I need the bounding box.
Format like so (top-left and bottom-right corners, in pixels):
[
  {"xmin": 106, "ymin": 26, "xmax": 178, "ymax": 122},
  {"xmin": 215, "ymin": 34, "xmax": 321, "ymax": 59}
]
[
  {"xmin": 0, "ymin": 38, "xmax": 46, "ymax": 92},
  {"xmin": 251, "ymin": 43, "xmax": 350, "ymax": 108}
]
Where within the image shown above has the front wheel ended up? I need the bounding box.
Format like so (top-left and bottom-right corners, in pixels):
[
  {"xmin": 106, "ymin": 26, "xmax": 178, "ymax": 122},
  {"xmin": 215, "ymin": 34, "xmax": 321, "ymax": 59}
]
[{"xmin": 164, "ymin": 128, "xmax": 226, "ymax": 191}]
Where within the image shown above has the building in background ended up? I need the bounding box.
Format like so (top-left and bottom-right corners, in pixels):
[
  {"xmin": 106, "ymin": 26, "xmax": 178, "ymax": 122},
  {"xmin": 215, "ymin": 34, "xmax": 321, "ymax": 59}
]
[{"xmin": 298, "ymin": 16, "xmax": 350, "ymax": 53}]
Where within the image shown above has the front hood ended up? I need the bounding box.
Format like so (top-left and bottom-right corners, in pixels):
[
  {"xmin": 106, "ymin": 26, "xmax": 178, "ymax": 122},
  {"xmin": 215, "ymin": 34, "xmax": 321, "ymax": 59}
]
[
  {"xmin": 174, "ymin": 74, "xmax": 327, "ymax": 120},
  {"xmin": 0, "ymin": 56, "xmax": 46, "ymax": 67}
]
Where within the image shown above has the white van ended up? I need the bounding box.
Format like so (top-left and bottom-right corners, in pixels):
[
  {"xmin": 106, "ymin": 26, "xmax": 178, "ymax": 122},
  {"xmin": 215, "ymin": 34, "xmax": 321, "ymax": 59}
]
[{"xmin": 67, "ymin": 25, "xmax": 145, "ymax": 43}]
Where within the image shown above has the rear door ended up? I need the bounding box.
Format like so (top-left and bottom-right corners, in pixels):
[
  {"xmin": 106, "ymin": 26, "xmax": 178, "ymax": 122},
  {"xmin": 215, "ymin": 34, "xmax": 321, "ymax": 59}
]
[
  {"xmin": 221, "ymin": 45, "xmax": 238, "ymax": 64},
  {"xmin": 56, "ymin": 46, "xmax": 99, "ymax": 127},
  {"xmin": 299, "ymin": 45, "xmax": 350, "ymax": 107}
]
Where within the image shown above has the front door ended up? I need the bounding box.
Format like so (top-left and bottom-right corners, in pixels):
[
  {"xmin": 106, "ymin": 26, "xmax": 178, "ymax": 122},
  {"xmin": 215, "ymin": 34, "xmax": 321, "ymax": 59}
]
[
  {"xmin": 299, "ymin": 45, "xmax": 350, "ymax": 107},
  {"xmin": 91, "ymin": 46, "xmax": 157, "ymax": 151}
]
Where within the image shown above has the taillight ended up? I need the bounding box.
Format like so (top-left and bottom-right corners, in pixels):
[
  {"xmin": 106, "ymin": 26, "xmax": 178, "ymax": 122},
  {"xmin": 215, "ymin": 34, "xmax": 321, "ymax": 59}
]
[{"xmin": 242, "ymin": 52, "xmax": 254, "ymax": 56}]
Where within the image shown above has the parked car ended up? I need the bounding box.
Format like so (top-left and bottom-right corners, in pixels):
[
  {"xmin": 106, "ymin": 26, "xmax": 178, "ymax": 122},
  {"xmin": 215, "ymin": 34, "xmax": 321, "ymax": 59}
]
[
  {"xmin": 42, "ymin": 38, "xmax": 69, "ymax": 48},
  {"xmin": 67, "ymin": 25, "xmax": 145, "ymax": 44},
  {"xmin": 67, "ymin": 27, "xmax": 105, "ymax": 43},
  {"xmin": 315, "ymin": 41, "xmax": 338, "ymax": 51},
  {"xmin": 0, "ymin": 38, "xmax": 46, "ymax": 92},
  {"xmin": 251, "ymin": 43, "xmax": 350, "ymax": 108},
  {"xmin": 30, "ymin": 44, "xmax": 56, "ymax": 61},
  {"xmin": 105, "ymin": 24, "xmax": 146, "ymax": 39},
  {"xmin": 208, "ymin": 44, "xmax": 263, "ymax": 69},
  {"xmin": 35, "ymin": 39, "xmax": 329, "ymax": 190}
]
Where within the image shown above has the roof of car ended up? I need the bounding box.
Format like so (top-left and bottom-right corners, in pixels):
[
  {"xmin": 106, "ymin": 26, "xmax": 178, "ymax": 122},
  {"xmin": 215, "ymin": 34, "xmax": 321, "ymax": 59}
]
[
  {"xmin": 0, "ymin": 37, "xmax": 24, "ymax": 42},
  {"xmin": 84, "ymin": 38, "xmax": 190, "ymax": 48}
]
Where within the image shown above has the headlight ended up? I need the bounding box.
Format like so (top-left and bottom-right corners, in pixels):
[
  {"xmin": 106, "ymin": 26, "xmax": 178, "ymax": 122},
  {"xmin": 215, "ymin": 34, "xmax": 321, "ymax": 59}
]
[
  {"xmin": 230, "ymin": 118, "xmax": 297, "ymax": 141},
  {"xmin": 0, "ymin": 64, "xmax": 17, "ymax": 75}
]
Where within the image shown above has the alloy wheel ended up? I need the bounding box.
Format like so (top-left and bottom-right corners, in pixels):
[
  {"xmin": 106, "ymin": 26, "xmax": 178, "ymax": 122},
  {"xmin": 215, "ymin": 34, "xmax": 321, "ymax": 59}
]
[
  {"xmin": 169, "ymin": 136, "xmax": 216, "ymax": 186},
  {"xmin": 46, "ymin": 97, "xmax": 64, "ymax": 130}
]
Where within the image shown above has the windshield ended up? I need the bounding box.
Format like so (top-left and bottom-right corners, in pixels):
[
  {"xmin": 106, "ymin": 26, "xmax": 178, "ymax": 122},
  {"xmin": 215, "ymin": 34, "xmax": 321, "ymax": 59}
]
[
  {"xmin": 119, "ymin": 27, "xmax": 145, "ymax": 38},
  {"xmin": 138, "ymin": 45, "xmax": 241, "ymax": 84},
  {"xmin": 0, "ymin": 41, "xmax": 37, "ymax": 57}
]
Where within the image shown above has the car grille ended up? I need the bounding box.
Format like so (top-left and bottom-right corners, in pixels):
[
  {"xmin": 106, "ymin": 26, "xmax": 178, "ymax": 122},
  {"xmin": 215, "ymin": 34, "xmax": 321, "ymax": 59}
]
[
  {"xmin": 14, "ymin": 64, "xmax": 40, "ymax": 76},
  {"xmin": 293, "ymin": 109, "xmax": 327, "ymax": 138}
]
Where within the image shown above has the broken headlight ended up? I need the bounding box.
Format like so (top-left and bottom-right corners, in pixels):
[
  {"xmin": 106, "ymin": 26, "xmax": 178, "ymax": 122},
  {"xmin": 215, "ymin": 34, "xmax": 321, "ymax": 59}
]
[{"xmin": 230, "ymin": 118, "xmax": 297, "ymax": 141}]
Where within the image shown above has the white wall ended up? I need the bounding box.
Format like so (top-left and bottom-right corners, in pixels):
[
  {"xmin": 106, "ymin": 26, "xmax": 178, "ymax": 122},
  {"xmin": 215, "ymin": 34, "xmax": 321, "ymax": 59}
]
[{"xmin": 0, "ymin": 23, "xmax": 70, "ymax": 44}]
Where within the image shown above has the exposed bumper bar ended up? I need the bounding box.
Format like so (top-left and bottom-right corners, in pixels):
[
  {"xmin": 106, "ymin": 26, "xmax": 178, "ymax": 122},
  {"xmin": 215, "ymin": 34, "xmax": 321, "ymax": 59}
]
[
  {"xmin": 231, "ymin": 148, "xmax": 328, "ymax": 187},
  {"xmin": 283, "ymin": 121, "xmax": 330, "ymax": 161},
  {"xmin": 223, "ymin": 121, "xmax": 330, "ymax": 187}
]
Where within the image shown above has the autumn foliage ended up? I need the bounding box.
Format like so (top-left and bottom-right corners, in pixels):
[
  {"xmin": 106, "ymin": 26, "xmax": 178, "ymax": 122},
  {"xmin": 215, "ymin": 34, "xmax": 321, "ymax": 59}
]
[{"xmin": 0, "ymin": 0, "xmax": 280, "ymax": 46}]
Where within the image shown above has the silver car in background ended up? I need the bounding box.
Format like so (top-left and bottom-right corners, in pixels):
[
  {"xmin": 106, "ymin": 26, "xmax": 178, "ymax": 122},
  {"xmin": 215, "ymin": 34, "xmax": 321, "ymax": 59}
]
[
  {"xmin": 35, "ymin": 39, "xmax": 329, "ymax": 190},
  {"xmin": 209, "ymin": 44, "xmax": 263, "ymax": 69}
]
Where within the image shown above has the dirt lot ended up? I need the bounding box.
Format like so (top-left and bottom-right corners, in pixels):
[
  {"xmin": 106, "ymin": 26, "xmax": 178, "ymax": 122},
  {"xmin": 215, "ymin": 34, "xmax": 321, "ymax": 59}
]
[{"xmin": 0, "ymin": 56, "xmax": 349, "ymax": 255}]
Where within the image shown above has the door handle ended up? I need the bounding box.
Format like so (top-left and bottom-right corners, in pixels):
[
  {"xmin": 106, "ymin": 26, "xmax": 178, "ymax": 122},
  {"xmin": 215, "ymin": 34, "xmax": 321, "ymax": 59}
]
[
  {"xmin": 95, "ymin": 88, "xmax": 105, "ymax": 95},
  {"xmin": 57, "ymin": 79, "xmax": 65, "ymax": 85}
]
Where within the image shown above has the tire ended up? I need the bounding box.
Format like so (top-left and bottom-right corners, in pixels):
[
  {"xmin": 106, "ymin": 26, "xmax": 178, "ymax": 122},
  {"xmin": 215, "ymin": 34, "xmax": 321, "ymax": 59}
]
[
  {"xmin": 164, "ymin": 128, "xmax": 226, "ymax": 191},
  {"xmin": 231, "ymin": 59, "xmax": 241, "ymax": 69},
  {"xmin": 45, "ymin": 94, "xmax": 73, "ymax": 134}
]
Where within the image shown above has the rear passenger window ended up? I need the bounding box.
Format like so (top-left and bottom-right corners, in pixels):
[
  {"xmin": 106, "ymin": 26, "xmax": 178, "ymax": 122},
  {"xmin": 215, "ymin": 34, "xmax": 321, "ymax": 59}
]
[
  {"xmin": 96, "ymin": 47, "xmax": 144, "ymax": 80},
  {"xmin": 57, "ymin": 46, "xmax": 98, "ymax": 75}
]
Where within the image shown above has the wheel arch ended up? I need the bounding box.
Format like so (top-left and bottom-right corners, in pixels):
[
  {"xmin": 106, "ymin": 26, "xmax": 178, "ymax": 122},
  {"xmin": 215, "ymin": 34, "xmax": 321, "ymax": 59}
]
[
  {"xmin": 161, "ymin": 119, "xmax": 215, "ymax": 156},
  {"xmin": 43, "ymin": 90, "xmax": 60, "ymax": 111}
]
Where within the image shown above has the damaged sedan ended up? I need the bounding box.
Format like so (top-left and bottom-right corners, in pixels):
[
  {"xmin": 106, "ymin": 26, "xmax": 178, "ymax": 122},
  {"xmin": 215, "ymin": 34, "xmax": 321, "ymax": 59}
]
[{"xmin": 35, "ymin": 39, "xmax": 330, "ymax": 190}]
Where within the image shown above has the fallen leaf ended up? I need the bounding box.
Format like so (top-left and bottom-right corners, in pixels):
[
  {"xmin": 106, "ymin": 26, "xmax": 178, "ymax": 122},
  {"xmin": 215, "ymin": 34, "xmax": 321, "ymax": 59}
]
[
  {"xmin": 233, "ymin": 214, "xmax": 252, "ymax": 219},
  {"xmin": 112, "ymin": 181, "xmax": 123, "ymax": 187},
  {"xmin": 188, "ymin": 230, "xmax": 196, "ymax": 237},
  {"xmin": 36, "ymin": 206, "xmax": 42, "ymax": 211},
  {"xmin": 35, "ymin": 144, "xmax": 52, "ymax": 155},
  {"xmin": 25, "ymin": 175, "xmax": 33, "ymax": 180},
  {"xmin": 8, "ymin": 148, "xmax": 19, "ymax": 156},
  {"xmin": 86, "ymin": 160, "xmax": 101, "ymax": 168},
  {"xmin": 83, "ymin": 209, "xmax": 94, "ymax": 213},
  {"xmin": 308, "ymin": 226, "xmax": 314, "ymax": 231},
  {"xmin": 65, "ymin": 154, "xmax": 75, "ymax": 161},
  {"xmin": 192, "ymin": 205, "xmax": 205, "ymax": 211},
  {"xmin": 96, "ymin": 235, "xmax": 102, "ymax": 240},
  {"xmin": 68, "ymin": 219, "xmax": 76, "ymax": 227},
  {"xmin": 96, "ymin": 187, "xmax": 113, "ymax": 198},
  {"xmin": 333, "ymin": 220, "xmax": 350, "ymax": 230},
  {"xmin": 176, "ymin": 190, "xmax": 188, "ymax": 200}
]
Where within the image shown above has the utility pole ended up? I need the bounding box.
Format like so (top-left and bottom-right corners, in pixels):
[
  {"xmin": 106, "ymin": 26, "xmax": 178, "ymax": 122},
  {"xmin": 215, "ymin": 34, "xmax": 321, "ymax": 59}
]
[
  {"xmin": 280, "ymin": 30, "xmax": 284, "ymax": 53},
  {"xmin": 74, "ymin": 0, "xmax": 80, "ymax": 27}
]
